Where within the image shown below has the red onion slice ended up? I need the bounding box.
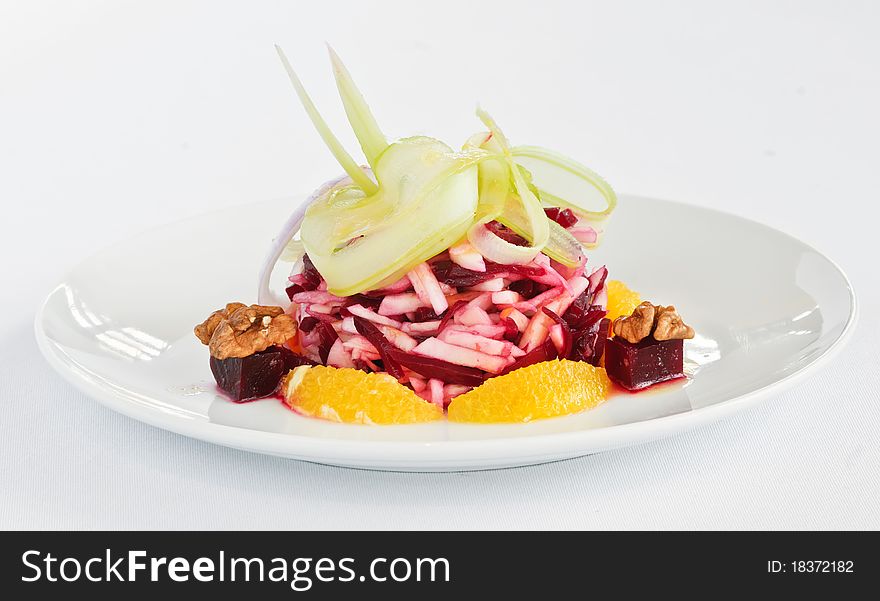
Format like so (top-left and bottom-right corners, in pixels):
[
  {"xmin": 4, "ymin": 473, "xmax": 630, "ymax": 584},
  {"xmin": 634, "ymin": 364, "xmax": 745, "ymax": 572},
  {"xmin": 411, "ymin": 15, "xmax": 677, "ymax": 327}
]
[{"xmin": 257, "ymin": 172, "xmax": 366, "ymax": 306}]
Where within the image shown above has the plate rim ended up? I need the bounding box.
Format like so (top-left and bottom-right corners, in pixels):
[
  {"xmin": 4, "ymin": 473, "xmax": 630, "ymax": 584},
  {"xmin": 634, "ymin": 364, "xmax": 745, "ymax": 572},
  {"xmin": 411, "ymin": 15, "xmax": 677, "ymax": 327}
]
[{"xmin": 34, "ymin": 195, "xmax": 859, "ymax": 468}]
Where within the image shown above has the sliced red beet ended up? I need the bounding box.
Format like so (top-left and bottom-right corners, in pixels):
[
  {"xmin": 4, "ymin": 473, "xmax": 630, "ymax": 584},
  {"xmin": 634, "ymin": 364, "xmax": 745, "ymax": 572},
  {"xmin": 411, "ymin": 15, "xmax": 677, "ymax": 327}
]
[
  {"xmin": 314, "ymin": 321, "xmax": 339, "ymax": 364},
  {"xmin": 502, "ymin": 316, "xmax": 520, "ymax": 343},
  {"xmin": 509, "ymin": 279, "xmax": 545, "ymax": 300},
  {"xmin": 481, "ymin": 261, "xmax": 544, "ymax": 278},
  {"xmin": 437, "ymin": 300, "xmax": 468, "ymax": 333},
  {"xmin": 592, "ymin": 318, "xmax": 610, "ymax": 365},
  {"xmin": 411, "ymin": 307, "xmax": 440, "ymax": 322},
  {"xmin": 569, "ymin": 317, "xmax": 610, "ymax": 366},
  {"xmin": 386, "ymin": 348, "xmax": 486, "ymax": 387},
  {"xmin": 544, "ymin": 207, "xmax": 579, "ymax": 229},
  {"xmin": 499, "ymin": 339, "xmax": 558, "ymax": 375},
  {"xmin": 542, "ymin": 307, "xmax": 573, "ymax": 359},
  {"xmin": 298, "ymin": 316, "xmax": 319, "ymax": 333},
  {"xmin": 285, "ymin": 284, "xmax": 305, "ymax": 301},
  {"xmin": 587, "ymin": 266, "xmax": 608, "ymax": 296},
  {"xmin": 286, "ymin": 255, "xmax": 323, "ymax": 299},
  {"xmin": 565, "ymin": 306, "xmax": 607, "ymax": 332},
  {"xmin": 502, "ymin": 264, "xmax": 545, "ymax": 278},
  {"xmin": 352, "ymin": 316, "xmax": 405, "ymax": 380},
  {"xmin": 344, "ymin": 293, "xmax": 383, "ymax": 310},
  {"xmin": 299, "ymin": 254, "xmax": 322, "ymax": 291},
  {"xmin": 431, "ymin": 258, "xmax": 545, "ymax": 289},
  {"xmin": 485, "ymin": 221, "xmax": 529, "ymax": 246},
  {"xmin": 431, "ymin": 260, "xmax": 498, "ymax": 288},
  {"xmin": 305, "ymin": 309, "xmax": 340, "ymax": 323},
  {"xmin": 565, "ymin": 284, "xmax": 592, "ymax": 316},
  {"xmin": 563, "ymin": 265, "xmax": 606, "ymax": 327}
]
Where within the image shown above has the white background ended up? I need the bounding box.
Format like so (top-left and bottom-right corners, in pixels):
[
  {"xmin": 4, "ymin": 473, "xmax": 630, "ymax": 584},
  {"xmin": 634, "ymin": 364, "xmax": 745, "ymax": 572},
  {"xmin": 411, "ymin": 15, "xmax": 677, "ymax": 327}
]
[{"xmin": 1, "ymin": 0, "xmax": 878, "ymax": 529}]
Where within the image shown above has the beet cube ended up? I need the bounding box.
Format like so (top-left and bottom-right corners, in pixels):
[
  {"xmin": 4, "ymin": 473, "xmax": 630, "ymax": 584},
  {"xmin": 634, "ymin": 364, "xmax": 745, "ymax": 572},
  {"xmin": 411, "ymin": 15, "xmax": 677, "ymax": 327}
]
[
  {"xmin": 210, "ymin": 346, "xmax": 308, "ymax": 402},
  {"xmin": 604, "ymin": 336, "xmax": 684, "ymax": 391}
]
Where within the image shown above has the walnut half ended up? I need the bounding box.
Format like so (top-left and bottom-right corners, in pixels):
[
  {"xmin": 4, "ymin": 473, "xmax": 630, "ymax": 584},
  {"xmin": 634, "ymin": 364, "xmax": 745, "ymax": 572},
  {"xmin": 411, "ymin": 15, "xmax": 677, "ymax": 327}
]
[
  {"xmin": 194, "ymin": 302, "xmax": 247, "ymax": 345},
  {"xmin": 613, "ymin": 301, "xmax": 694, "ymax": 343},
  {"xmin": 194, "ymin": 303, "xmax": 297, "ymax": 360},
  {"xmin": 613, "ymin": 301, "xmax": 656, "ymax": 343},
  {"xmin": 653, "ymin": 305, "xmax": 695, "ymax": 341}
]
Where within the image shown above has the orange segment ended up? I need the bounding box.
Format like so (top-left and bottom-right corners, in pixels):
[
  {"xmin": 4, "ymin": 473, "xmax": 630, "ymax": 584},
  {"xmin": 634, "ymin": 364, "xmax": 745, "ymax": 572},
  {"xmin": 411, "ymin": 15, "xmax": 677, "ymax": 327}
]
[
  {"xmin": 282, "ymin": 365, "xmax": 442, "ymax": 425},
  {"xmin": 606, "ymin": 280, "xmax": 642, "ymax": 323},
  {"xmin": 447, "ymin": 359, "xmax": 611, "ymax": 423}
]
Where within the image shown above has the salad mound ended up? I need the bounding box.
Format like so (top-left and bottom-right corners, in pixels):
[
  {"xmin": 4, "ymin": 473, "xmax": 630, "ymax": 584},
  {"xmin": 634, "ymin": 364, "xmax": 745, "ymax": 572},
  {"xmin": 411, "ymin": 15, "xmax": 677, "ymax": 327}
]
[
  {"xmin": 259, "ymin": 46, "xmax": 617, "ymax": 407},
  {"xmin": 193, "ymin": 46, "xmax": 696, "ymax": 420}
]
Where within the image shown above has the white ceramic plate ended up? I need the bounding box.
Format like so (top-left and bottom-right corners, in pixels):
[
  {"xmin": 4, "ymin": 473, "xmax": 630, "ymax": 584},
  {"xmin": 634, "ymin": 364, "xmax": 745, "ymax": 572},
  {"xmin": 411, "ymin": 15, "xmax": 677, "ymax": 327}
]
[{"xmin": 35, "ymin": 195, "xmax": 856, "ymax": 471}]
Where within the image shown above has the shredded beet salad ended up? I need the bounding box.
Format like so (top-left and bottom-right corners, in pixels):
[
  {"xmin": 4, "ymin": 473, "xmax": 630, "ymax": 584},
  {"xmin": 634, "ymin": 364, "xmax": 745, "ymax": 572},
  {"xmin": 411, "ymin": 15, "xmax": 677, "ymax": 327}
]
[{"xmin": 286, "ymin": 208, "xmax": 611, "ymax": 408}]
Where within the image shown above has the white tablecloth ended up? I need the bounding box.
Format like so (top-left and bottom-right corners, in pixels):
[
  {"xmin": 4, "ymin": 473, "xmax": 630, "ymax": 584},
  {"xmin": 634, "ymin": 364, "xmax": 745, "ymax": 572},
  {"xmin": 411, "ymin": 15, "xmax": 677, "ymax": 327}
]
[{"xmin": 2, "ymin": 0, "xmax": 877, "ymax": 529}]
